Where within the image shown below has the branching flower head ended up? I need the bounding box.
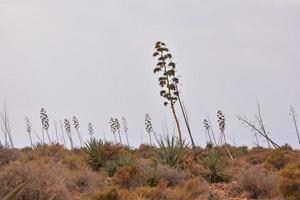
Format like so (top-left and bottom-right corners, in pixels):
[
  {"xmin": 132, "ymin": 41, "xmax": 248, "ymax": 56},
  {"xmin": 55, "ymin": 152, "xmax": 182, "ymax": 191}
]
[
  {"xmin": 153, "ymin": 41, "xmax": 180, "ymax": 107},
  {"xmin": 217, "ymin": 110, "xmax": 225, "ymax": 132},
  {"xmin": 72, "ymin": 116, "xmax": 80, "ymax": 130},
  {"xmin": 88, "ymin": 122, "xmax": 94, "ymax": 137},
  {"xmin": 121, "ymin": 117, "xmax": 128, "ymax": 133},
  {"xmin": 40, "ymin": 108, "xmax": 49, "ymax": 131},
  {"xmin": 64, "ymin": 119, "xmax": 71, "ymax": 136},
  {"xmin": 145, "ymin": 113, "xmax": 153, "ymax": 134},
  {"xmin": 25, "ymin": 117, "xmax": 32, "ymax": 134},
  {"xmin": 203, "ymin": 119, "xmax": 210, "ymax": 131}
]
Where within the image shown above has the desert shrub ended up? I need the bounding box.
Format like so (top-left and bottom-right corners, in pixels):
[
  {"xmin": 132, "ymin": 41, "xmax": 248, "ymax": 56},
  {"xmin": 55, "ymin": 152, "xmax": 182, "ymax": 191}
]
[
  {"xmin": 65, "ymin": 169, "xmax": 103, "ymax": 195},
  {"xmin": 232, "ymin": 164, "xmax": 278, "ymax": 199},
  {"xmin": 33, "ymin": 144, "xmax": 66, "ymax": 161},
  {"xmin": 113, "ymin": 165, "xmax": 146, "ymax": 188},
  {"xmin": 279, "ymin": 162, "xmax": 300, "ymax": 199},
  {"xmin": 265, "ymin": 149, "xmax": 292, "ymax": 170},
  {"xmin": 203, "ymin": 151, "xmax": 230, "ymax": 183},
  {"xmin": 154, "ymin": 164, "xmax": 192, "ymax": 187},
  {"xmin": 62, "ymin": 155, "xmax": 86, "ymax": 171},
  {"xmin": 153, "ymin": 135, "xmax": 188, "ymax": 168},
  {"xmin": 0, "ymin": 148, "xmax": 20, "ymax": 166},
  {"xmin": 84, "ymin": 138, "xmax": 119, "ymax": 171},
  {"xmin": 243, "ymin": 148, "xmax": 270, "ymax": 165},
  {"xmin": 92, "ymin": 188, "xmax": 119, "ymax": 200},
  {"xmin": 0, "ymin": 160, "xmax": 70, "ymax": 200},
  {"xmin": 182, "ymin": 178, "xmax": 209, "ymax": 198},
  {"xmin": 135, "ymin": 144, "xmax": 155, "ymax": 159},
  {"xmin": 188, "ymin": 163, "xmax": 210, "ymax": 178}
]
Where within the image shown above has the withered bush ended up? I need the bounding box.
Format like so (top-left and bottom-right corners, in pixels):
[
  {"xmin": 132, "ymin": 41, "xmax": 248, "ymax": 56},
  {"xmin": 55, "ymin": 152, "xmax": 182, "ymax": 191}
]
[
  {"xmin": 92, "ymin": 187, "xmax": 119, "ymax": 200},
  {"xmin": 0, "ymin": 160, "xmax": 71, "ymax": 200},
  {"xmin": 113, "ymin": 165, "xmax": 147, "ymax": 188},
  {"xmin": 231, "ymin": 164, "xmax": 278, "ymax": 199},
  {"xmin": 0, "ymin": 148, "xmax": 20, "ymax": 166},
  {"xmin": 154, "ymin": 164, "xmax": 192, "ymax": 186},
  {"xmin": 279, "ymin": 162, "xmax": 300, "ymax": 200},
  {"xmin": 265, "ymin": 149, "xmax": 293, "ymax": 170}
]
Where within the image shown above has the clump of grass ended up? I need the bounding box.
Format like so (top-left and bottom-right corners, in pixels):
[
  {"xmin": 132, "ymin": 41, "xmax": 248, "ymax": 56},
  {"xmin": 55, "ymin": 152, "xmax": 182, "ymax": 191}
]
[
  {"xmin": 153, "ymin": 135, "xmax": 187, "ymax": 168},
  {"xmin": 203, "ymin": 151, "xmax": 230, "ymax": 183}
]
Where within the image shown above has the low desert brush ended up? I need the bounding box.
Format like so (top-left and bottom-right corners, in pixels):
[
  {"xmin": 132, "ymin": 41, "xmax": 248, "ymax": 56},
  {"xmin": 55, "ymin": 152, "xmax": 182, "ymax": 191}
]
[{"xmin": 279, "ymin": 162, "xmax": 300, "ymax": 200}]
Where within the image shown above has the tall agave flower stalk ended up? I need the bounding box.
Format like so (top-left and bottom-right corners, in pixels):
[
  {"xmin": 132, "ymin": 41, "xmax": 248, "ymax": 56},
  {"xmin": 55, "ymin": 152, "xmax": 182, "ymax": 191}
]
[
  {"xmin": 72, "ymin": 116, "xmax": 83, "ymax": 147},
  {"xmin": 217, "ymin": 110, "xmax": 233, "ymax": 160},
  {"xmin": 88, "ymin": 122, "xmax": 94, "ymax": 139},
  {"xmin": 115, "ymin": 118, "xmax": 122, "ymax": 145},
  {"xmin": 54, "ymin": 121, "xmax": 60, "ymax": 144},
  {"xmin": 152, "ymin": 41, "xmax": 195, "ymax": 147},
  {"xmin": 144, "ymin": 113, "xmax": 159, "ymax": 145},
  {"xmin": 25, "ymin": 117, "xmax": 33, "ymax": 148},
  {"xmin": 40, "ymin": 108, "xmax": 51, "ymax": 144},
  {"xmin": 1, "ymin": 103, "xmax": 14, "ymax": 147},
  {"xmin": 145, "ymin": 114, "xmax": 153, "ymax": 145},
  {"xmin": 109, "ymin": 118, "xmax": 118, "ymax": 144},
  {"xmin": 64, "ymin": 119, "xmax": 73, "ymax": 149},
  {"xmin": 290, "ymin": 105, "xmax": 300, "ymax": 147},
  {"xmin": 59, "ymin": 120, "xmax": 67, "ymax": 147},
  {"xmin": 121, "ymin": 117, "xmax": 130, "ymax": 146},
  {"xmin": 203, "ymin": 119, "xmax": 213, "ymax": 146}
]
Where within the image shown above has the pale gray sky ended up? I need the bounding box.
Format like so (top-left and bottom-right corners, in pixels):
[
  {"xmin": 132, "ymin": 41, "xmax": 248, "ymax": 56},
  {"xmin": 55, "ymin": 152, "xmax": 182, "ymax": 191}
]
[{"xmin": 0, "ymin": 0, "xmax": 300, "ymax": 148}]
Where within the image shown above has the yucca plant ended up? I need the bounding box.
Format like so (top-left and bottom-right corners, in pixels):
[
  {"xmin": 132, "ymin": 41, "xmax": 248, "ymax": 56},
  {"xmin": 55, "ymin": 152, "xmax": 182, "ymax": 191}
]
[
  {"xmin": 84, "ymin": 138, "xmax": 105, "ymax": 171},
  {"xmin": 203, "ymin": 151, "xmax": 230, "ymax": 183},
  {"xmin": 154, "ymin": 135, "xmax": 187, "ymax": 167}
]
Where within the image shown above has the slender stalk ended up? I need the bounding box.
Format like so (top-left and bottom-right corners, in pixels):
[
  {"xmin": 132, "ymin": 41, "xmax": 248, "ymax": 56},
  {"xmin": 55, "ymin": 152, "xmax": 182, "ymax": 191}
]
[{"xmin": 290, "ymin": 106, "xmax": 300, "ymax": 147}]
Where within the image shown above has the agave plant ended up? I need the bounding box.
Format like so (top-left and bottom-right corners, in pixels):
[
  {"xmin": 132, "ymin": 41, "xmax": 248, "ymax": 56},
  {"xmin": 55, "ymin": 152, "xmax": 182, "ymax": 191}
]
[
  {"xmin": 203, "ymin": 151, "xmax": 230, "ymax": 183},
  {"xmin": 84, "ymin": 138, "xmax": 105, "ymax": 171},
  {"xmin": 102, "ymin": 160, "xmax": 118, "ymax": 177},
  {"xmin": 154, "ymin": 135, "xmax": 188, "ymax": 167}
]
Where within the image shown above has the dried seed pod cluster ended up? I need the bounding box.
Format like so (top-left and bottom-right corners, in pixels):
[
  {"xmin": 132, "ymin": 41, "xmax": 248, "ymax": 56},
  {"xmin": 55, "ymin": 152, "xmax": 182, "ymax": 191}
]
[
  {"xmin": 25, "ymin": 117, "xmax": 32, "ymax": 134},
  {"xmin": 72, "ymin": 116, "xmax": 80, "ymax": 130},
  {"xmin": 153, "ymin": 41, "xmax": 180, "ymax": 107},
  {"xmin": 217, "ymin": 110, "xmax": 225, "ymax": 132},
  {"xmin": 88, "ymin": 122, "xmax": 94, "ymax": 137},
  {"xmin": 203, "ymin": 119, "xmax": 210, "ymax": 130},
  {"xmin": 145, "ymin": 113, "xmax": 153, "ymax": 134},
  {"xmin": 40, "ymin": 108, "xmax": 49, "ymax": 131}
]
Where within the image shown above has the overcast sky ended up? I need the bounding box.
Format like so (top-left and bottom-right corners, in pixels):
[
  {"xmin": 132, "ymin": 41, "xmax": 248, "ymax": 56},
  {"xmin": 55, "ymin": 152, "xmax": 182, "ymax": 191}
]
[{"xmin": 0, "ymin": 0, "xmax": 300, "ymax": 148}]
